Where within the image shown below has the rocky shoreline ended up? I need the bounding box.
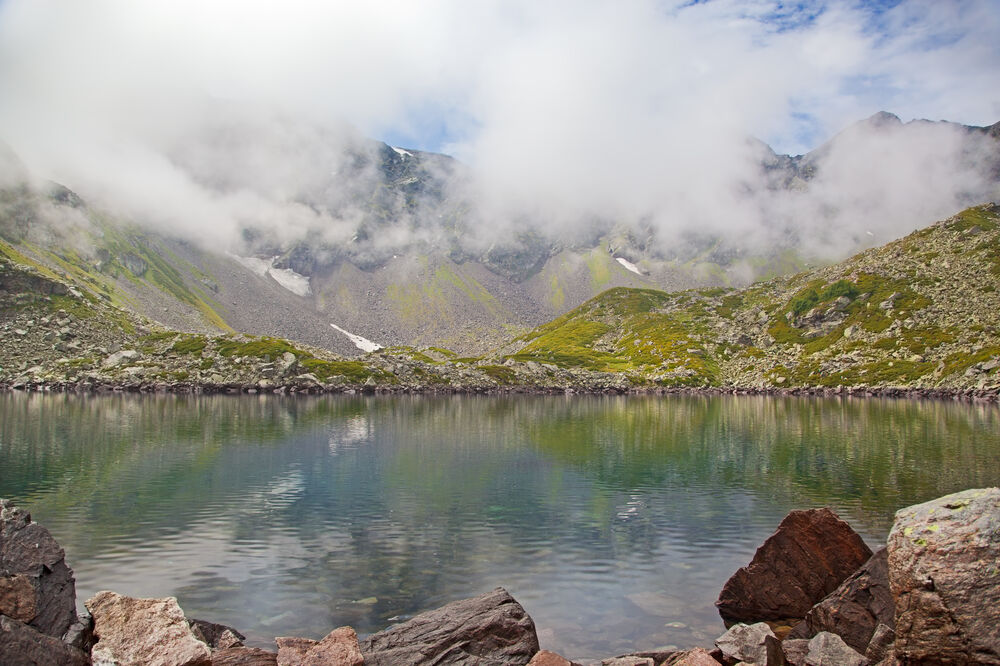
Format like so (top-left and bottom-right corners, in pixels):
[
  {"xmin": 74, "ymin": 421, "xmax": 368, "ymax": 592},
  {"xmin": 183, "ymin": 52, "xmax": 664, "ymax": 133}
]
[
  {"xmin": 3, "ymin": 378, "xmax": 1000, "ymax": 403},
  {"xmin": 3, "ymin": 489, "xmax": 999, "ymax": 665}
]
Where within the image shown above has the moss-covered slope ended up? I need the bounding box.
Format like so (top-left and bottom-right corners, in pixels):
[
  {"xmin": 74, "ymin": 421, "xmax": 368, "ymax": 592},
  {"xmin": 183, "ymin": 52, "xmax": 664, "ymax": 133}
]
[{"xmin": 500, "ymin": 203, "xmax": 1000, "ymax": 391}]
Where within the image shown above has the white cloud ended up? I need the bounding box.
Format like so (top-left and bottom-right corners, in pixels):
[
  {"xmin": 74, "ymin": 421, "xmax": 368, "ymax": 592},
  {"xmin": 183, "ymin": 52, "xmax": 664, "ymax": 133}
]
[{"xmin": 0, "ymin": 0, "xmax": 996, "ymax": 257}]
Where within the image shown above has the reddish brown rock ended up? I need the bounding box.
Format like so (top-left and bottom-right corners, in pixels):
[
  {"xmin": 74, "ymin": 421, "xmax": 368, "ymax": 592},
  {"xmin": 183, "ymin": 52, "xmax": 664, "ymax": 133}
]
[
  {"xmin": 664, "ymin": 647, "xmax": 722, "ymax": 665},
  {"xmin": 0, "ymin": 614, "xmax": 90, "ymax": 666},
  {"xmin": 212, "ymin": 646, "xmax": 279, "ymax": 665},
  {"xmin": 528, "ymin": 649, "xmax": 582, "ymax": 666},
  {"xmin": 716, "ymin": 508, "xmax": 872, "ymax": 622},
  {"xmin": 787, "ymin": 547, "xmax": 893, "ymax": 652},
  {"xmin": 302, "ymin": 626, "xmax": 364, "ymax": 666},
  {"xmin": 0, "ymin": 499, "xmax": 78, "ymax": 638},
  {"xmin": 887, "ymin": 488, "xmax": 1000, "ymax": 664},
  {"xmin": 86, "ymin": 590, "xmax": 212, "ymax": 666},
  {"xmin": 275, "ymin": 636, "xmax": 317, "ymax": 666},
  {"xmin": 361, "ymin": 587, "xmax": 539, "ymax": 665},
  {"xmin": 781, "ymin": 639, "xmax": 810, "ymax": 666}
]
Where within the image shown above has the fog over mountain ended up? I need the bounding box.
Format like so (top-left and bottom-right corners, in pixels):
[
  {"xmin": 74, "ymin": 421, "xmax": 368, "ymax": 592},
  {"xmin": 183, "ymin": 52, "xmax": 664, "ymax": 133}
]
[{"xmin": 0, "ymin": 0, "xmax": 998, "ymax": 268}]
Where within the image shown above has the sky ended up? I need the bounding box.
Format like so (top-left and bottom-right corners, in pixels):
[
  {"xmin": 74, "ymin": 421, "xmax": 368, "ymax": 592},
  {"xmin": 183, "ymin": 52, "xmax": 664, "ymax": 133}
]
[{"xmin": 0, "ymin": 0, "xmax": 998, "ymax": 254}]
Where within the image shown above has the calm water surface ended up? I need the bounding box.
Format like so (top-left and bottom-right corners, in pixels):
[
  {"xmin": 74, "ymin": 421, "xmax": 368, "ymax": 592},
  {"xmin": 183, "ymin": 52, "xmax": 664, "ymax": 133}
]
[{"xmin": 2, "ymin": 392, "xmax": 999, "ymax": 659}]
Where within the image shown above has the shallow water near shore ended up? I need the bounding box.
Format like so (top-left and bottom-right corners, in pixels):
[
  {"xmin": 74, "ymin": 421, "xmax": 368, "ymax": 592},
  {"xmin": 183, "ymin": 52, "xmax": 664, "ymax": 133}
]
[{"xmin": 2, "ymin": 392, "xmax": 999, "ymax": 659}]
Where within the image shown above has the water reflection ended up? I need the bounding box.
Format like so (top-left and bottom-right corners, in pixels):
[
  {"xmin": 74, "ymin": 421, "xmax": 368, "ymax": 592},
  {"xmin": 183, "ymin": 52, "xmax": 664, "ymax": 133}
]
[{"xmin": 1, "ymin": 393, "xmax": 998, "ymax": 660}]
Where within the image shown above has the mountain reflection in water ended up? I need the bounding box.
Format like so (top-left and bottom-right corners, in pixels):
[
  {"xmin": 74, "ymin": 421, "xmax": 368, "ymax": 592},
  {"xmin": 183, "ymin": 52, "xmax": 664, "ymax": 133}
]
[{"xmin": 2, "ymin": 392, "xmax": 998, "ymax": 660}]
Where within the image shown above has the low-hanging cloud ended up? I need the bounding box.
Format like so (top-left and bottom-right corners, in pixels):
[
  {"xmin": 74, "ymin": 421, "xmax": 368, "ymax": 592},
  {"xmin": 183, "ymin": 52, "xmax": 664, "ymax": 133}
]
[{"xmin": 0, "ymin": 0, "xmax": 997, "ymax": 263}]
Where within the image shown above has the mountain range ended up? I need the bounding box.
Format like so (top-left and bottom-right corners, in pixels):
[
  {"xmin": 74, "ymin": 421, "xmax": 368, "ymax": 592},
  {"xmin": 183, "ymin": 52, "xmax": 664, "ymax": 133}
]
[{"xmin": 1, "ymin": 112, "xmax": 999, "ymax": 393}]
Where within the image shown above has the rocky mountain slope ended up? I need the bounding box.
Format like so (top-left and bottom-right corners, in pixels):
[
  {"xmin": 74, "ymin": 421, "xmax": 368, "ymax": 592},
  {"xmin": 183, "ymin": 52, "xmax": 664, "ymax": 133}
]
[
  {"xmin": 2, "ymin": 203, "xmax": 999, "ymax": 395},
  {"xmin": 1, "ymin": 112, "xmax": 997, "ymax": 358}
]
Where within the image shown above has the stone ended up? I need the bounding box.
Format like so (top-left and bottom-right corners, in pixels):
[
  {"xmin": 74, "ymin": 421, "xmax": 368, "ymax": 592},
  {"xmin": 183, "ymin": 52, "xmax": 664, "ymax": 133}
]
[
  {"xmin": 361, "ymin": 587, "xmax": 539, "ymax": 666},
  {"xmin": 716, "ymin": 508, "xmax": 872, "ymax": 622},
  {"xmin": 275, "ymin": 636, "xmax": 317, "ymax": 666},
  {"xmin": 601, "ymin": 658, "xmax": 653, "ymax": 666},
  {"xmin": 0, "ymin": 614, "xmax": 90, "ymax": 666},
  {"xmin": 102, "ymin": 349, "xmax": 139, "ymax": 368},
  {"xmin": 64, "ymin": 609, "xmax": 96, "ymax": 653},
  {"xmin": 86, "ymin": 590, "xmax": 212, "ymax": 666},
  {"xmin": 780, "ymin": 639, "xmax": 810, "ymax": 666},
  {"xmin": 863, "ymin": 624, "xmax": 894, "ymax": 664},
  {"xmin": 887, "ymin": 488, "xmax": 1000, "ymax": 664},
  {"xmin": 212, "ymin": 647, "xmax": 279, "ymax": 665},
  {"xmin": 528, "ymin": 649, "xmax": 582, "ymax": 666},
  {"xmin": 188, "ymin": 617, "xmax": 245, "ymax": 649},
  {"xmin": 0, "ymin": 499, "xmax": 78, "ymax": 638},
  {"xmin": 786, "ymin": 548, "xmax": 893, "ymax": 652},
  {"xmin": 664, "ymin": 647, "xmax": 723, "ymax": 665},
  {"xmin": 301, "ymin": 626, "xmax": 363, "ymax": 666},
  {"xmin": 803, "ymin": 631, "xmax": 868, "ymax": 666},
  {"xmin": 715, "ymin": 622, "xmax": 775, "ymax": 664}
]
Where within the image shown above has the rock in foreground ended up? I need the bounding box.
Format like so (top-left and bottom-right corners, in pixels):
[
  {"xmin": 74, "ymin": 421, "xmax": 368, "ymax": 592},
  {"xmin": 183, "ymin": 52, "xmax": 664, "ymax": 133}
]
[
  {"xmin": 716, "ymin": 508, "xmax": 872, "ymax": 622},
  {"xmin": 86, "ymin": 590, "xmax": 212, "ymax": 666},
  {"xmin": 361, "ymin": 587, "xmax": 540, "ymax": 666},
  {"xmin": 787, "ymin": 547, "xmax": 894, "ymax": 652},
  {"xmin": 887, "ymin": 487, "xmax": 1000, "ymax": 664},
  {"xmin": 0, "ymin": 498, "xmax": 78, "ymax": 639}
]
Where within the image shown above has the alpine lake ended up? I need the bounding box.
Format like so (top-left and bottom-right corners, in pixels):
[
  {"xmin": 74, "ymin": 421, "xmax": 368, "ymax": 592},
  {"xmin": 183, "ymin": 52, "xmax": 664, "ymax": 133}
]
[{"xmin": 2, "ymin": 391, "xmax": 999, "ymax": 661}]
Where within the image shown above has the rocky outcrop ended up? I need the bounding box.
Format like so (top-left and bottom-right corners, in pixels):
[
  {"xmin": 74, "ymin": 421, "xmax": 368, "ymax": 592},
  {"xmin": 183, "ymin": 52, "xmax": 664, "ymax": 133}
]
[
  {"xmin": 0, "ymin": 498, "xmax": 78, "ymax": 639},
  {"xmin": 887, "ymin": 487, "xmax": 1000, "ymax": 664},
  {"xmin": 0, "ymin": 614, "xmax": 90, "ymax": 666},
  {"xmin": 787, "ymin": 548, "xmax": 893, "ymax": 652},
  {"xmin": 86, "ymin": 590, "xmax": 212, "ymax": 666},
  {"xmin": 360, "ymin": 587, "xmax": 539, "ymax": 666},
  {"xmin": 716, "ymin": 508, "xmax": 873, "ymax": 622}
]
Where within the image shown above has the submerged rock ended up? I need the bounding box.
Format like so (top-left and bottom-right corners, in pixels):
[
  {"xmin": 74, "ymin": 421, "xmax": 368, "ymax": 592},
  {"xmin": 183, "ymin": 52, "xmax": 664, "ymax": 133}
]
[
  {"xmin": 887, "ymin": 487, "xmax": 1000, "ymax": 664},
  {"xmin": 716, "ymin": 508, "xmax": 872, "ymax": 622},
  {"xmin": 0, "ymin": 499, "xmax": 78, "ymax": 639},
  {"xmin": 787, "ymin": 547, "xmax": 893, "ymax": 652},
  {"xmin": 86, "ymin": 590, "xmax": 212, "ymax": 666},
  {"xmin": 361, "ymin": 587, "xmax": 539, "ymax": 666}
]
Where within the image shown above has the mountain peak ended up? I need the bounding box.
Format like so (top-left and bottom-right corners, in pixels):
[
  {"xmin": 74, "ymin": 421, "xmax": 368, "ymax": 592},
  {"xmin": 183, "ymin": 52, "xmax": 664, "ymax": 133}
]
[{"xmin": 864, "ymin": 111, "xmax": 903, "ymax": 129}]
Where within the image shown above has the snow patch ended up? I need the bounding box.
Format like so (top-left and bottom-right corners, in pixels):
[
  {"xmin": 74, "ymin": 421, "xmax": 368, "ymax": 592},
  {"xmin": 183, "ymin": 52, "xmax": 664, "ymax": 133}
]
[
  {"xmin": 391, "ymin": 146, "xmax": 413, "ymax": 159},
  {"xmin": 616, "ymin": 257, "xmax": 643, "ymax": 275},
  {"xmin": 229, "ymin": 254, "xmax": 312, "ymax": 296},
  {"xmin": 331, "ymin": 323, "xmax": 383, "ymax": 353}
]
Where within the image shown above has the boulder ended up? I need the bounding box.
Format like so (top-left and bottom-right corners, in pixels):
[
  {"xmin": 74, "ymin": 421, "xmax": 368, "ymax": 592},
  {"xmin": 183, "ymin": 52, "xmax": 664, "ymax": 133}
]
[
  {"xmin": 360, "ymin": 587, "xmax": 539, "ymax": 666},
  {"xmin": 0, "ymin": 614, "xmax": 90, "ymax": 666},
  {"xmin": 780, "ymin": 639, "xmax": 810, "ymax": 666},
  {"xmin": 528, "ymin": 649, "xmax": 582, "ymax": 666},
  {"xmin": 189, "ymin": 617, "xmax": 245, "ymax": 649},
  {"xmin": 803, "ymin": 632, "xmax": 867, "ymax": 666},
  {"xmin": 716, "ymin": 508, "xmax": 872, "ymax": 622},
  {"xmin": 786, "ymin": 548, "xmax": 893, "ymax": 652},
  {"xmin": 863, "ymin": 624, "xmax": 894, "ymax": 664},
  {"xmin": 211, "ymin": 647, "xmax": 278, "ymax": 665},
  {"xmin": 887, "ymin": 487, "xmax": 1000, "ymax": 664},
  {"xmin": 275, "ymin": 636, "xmax": 316, "ymax": 666},
  {"xmin": 663, "ymin": 647, "xmax": 723, "ymax": 665},
  {"xmin": 86, "ymin": 590, "xmax": 212, "ymax": 666},
  {"xmin": 714, "ymin": 622, "xmax": 776, "ymax": 664},
  {"xmin": 302, "ymin": 626, "xmax": 364, "ymax": 666},
  {"xmin": 0, "ymin": 499, "xmax": 78, "ymax": 638}
]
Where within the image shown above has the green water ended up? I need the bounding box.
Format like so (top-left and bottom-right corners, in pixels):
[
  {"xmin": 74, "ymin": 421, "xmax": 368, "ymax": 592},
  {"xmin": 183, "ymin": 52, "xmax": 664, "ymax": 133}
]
[{"xmin": 1, "ymin": 392, "xmax": 998, "ymax": 659}]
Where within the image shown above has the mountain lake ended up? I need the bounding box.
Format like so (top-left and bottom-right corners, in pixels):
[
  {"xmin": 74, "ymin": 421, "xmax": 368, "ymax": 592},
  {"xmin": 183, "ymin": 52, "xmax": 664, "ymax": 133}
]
[{"xmin": 2, "ymin": 391, "xmax": 999, "ymax": 660}]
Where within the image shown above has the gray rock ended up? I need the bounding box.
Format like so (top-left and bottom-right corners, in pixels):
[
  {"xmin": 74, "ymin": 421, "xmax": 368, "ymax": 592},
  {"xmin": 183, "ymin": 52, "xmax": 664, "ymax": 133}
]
[
  {"xmin": 0, "ymin": 614, "xmax": 90, "ymax": 666},
  {"xmin": 864, "ymin": 623, "xmax": 894, "ymax": 663},
  {"xmin": 715, "ymin": 622, "xmax": 775, "ymax": 664},
  {"xmin": 781, "ymin": 639, "xmax": 810, "ymax": 666},
  {"xmin": 188, "ymin": 617, "xmax": 245, "ymax": 649},
  {"xmin": 361, "ymin": 587, "xmax": 539, "ymax": 666},
  {"xmin": 804, "ymin": 632, "xmax": 868, "ymax": 666},
  {"xmin": 0, "ymin": 499, "xmax": 78, "ymax": 638},
  {"xmin": 102, "ymin": 349, "xmax": 139, "ymax": 368},
  {"xmin": 887, "ymin": 488, "xmax": 1000, "ymax": 664}
]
